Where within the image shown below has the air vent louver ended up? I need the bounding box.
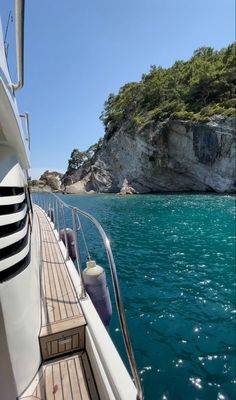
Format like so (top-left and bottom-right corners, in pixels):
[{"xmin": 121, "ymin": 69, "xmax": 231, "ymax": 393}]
[{"xmin": 0, "ymin": 187, "xmax": 31, "ymax": 281}]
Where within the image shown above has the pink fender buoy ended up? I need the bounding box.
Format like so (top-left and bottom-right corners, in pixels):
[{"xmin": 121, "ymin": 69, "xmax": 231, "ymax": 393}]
[
  {"xmin": 83, "ymin": 260, "xmax": 112, "ymax": 326},
  {"xmin": 47, "ymin": 208, "xmax": 54, "ymax": 223},
  {"xmin": 59, "ymin": 228, "xmax": 76, "ymax": 261}
]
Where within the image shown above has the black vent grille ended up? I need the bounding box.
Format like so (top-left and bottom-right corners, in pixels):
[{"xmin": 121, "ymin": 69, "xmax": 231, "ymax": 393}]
[
  {"xmin": 0, "ymin": 200, "xmax": 26, "ymax": 216},
  {"xmin": 0, "ymin": 215, "xmax": 27, "ymax": 237},
  {"xmin": 0, "ymin": 186, "xmax": 31, "ymax": 281},
  {"xmin": 0, "ymin": 187, "xmax": 24, "ymax": 196}
]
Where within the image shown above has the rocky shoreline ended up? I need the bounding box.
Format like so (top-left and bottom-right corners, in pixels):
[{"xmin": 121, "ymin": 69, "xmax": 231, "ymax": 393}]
[
  {"xmin": 31, "ymin": 116, "xmax": 236, "ymax": 195},
  {"xmin": 63, "ymin": 116, "xmax": 236, "ymax": 195}
]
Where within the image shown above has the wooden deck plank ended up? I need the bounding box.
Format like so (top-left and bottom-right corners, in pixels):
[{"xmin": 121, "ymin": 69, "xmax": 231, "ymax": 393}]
[
  {"xmin": 48, "ymin": 228, "xmax": 82, "ymax": 320},
  {"xmin": 55, "ymin": 259, "xmax": 73, "ymax": 320},
  {"xmin": 48, "ymin": 259, "xmax": 60, "ymax": 322},
  {"xmin": 60, "ymin": 358, "xmax": 73, "ymax": 399},
  {"xmin": 43, "ymin": 260, "xmax": 55, "ymax": 324},
  {"xmin": 20, "ymin": 353, "xmax": 99, "ymax": 400},
  {"xmin": 51, "ymin": 260, "xmax": 66, "ymax": 321},
  {"xmin": 57, "ymin": 263, "xmax": 76, "ymax": 319},
  {"xmin": 82, "ymin": 353, "xmax": 100, "ymax": 400},
  {"xmin": 45, "ymin": 235, "xmax": 71, "ymax": 322},
  {"xmin": 75, "ymin": 355, "xmax": 90, "ymax": 400},
  {"xmin": 68, "ymin": 357, "xmax": 82, "ymax": 400},
  {"xmin": 35, "ymin": 207, "xmax": 86, "ymax": 334},
  {"xmin": 52, "ymin": 363, "xmax": 63, "ymax": 400},
  {"xmin": 45, "ymin": 364, "xmax": 54, "ymax": 399}
]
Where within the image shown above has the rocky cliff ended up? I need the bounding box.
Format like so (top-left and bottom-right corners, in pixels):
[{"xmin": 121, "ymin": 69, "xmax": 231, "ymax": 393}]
[
  {"xmin": 30, "ymin": 170, "xmax": 63, "ymax": 192},
  {"xmin": 64, "ymin": 116, "xmax": 236, "ymax": 194}
]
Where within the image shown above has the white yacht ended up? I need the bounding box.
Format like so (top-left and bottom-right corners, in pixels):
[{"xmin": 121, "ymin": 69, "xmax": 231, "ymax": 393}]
[{"xmin": 0, "ymin": 1, "xmax": 143, "ymax": 399}]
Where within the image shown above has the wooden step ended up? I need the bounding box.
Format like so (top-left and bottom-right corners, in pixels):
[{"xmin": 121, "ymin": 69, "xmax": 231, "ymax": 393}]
[
  {"xmin": 35, "ymin": 207, "xmax": 86, "ymax": 361},
  {"xmin": 40, "ymin": 320, "xmax": 85, "ymax": 361},
  {"xmin": 20, "ymin": 352, "xmax": 100, "ymax": 400}
]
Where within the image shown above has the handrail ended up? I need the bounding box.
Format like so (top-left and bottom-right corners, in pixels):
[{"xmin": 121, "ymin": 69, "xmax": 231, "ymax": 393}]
[
  {"xmin": 25, "ymin": 112, "xmax": 30, "ymax": 148},
  {"xmin": 33, "ymin": 192, "xmax": 144, "ymax": 400},
  {"xmin": 20, "ymin": 112, "xmax": 30, "ymax": 149},
  {"xmin": 12, "ymin": 0, "xmax": 25, "ymax": 91}
]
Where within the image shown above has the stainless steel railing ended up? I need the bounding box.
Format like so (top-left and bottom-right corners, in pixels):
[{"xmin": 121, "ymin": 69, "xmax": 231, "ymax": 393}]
[
  {"xmin": 20, "ymin": 112, "xmax": 30, "ymax": 149},
  {"xmin": 33, "ymin": 192, "xmax": 144, "ymax": 400},
  {"xmin": 12, "ymin": 0, "xmax": 25, "ymax": 91}
]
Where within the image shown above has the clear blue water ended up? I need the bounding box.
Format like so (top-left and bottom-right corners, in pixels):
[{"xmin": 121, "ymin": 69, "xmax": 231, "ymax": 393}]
[{"xmin": 33, "ymin": 193, "xmax": 236, "ymax": 400}]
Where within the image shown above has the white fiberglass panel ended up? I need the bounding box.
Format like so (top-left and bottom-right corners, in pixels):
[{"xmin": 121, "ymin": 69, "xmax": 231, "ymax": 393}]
[
  {"xmin": 0, "ymin": 146, "xmax": 27, "ymax": 187},
  {"xmin": 0, "ymin": 212, "xmax": 41, "ymax": 397},
  {"xmin": 0, "ymin": 192, "xmax": 25, "ymax": 205},
  {"xmin": 0, "ymin": 79, "xmax": 29, "ymax": 169}
]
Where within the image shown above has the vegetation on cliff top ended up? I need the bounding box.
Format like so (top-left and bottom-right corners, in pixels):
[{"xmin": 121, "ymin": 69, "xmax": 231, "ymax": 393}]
[
  {"xmin": 66, "ymin": 138, "xmax": 103, "ymax": 174},
  {"xmin": 100, "ymin": 44, "xmax": 236, "ymax": 133}
]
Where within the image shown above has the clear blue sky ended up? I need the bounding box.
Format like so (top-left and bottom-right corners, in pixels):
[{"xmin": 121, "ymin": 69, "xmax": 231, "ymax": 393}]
[{"xmin": 1, "ymin": 0, "xmax": 235, "ymax": 178}]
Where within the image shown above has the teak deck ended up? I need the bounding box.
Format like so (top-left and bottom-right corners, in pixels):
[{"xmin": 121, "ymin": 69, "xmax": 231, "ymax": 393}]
[
  {"xmin": 37, "ymin": 207, "xmax": 85, "ymax": 333},
  {"xmin": 36, "ymin": 206, "xmax": 86, "ymax": 360},
  {"xmin": 20, "ymin": 207, "xmax": 99, "ymax": 399},
  {"xmin": 21, "ymin": 352, "xmax": 99, "ymax": 400}
]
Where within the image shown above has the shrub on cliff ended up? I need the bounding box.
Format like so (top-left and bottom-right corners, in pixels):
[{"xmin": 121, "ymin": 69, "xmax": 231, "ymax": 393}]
[
  {"xmin": 100, "ymin": 43, "xmax": 236, "ymax": 133},
  {"xmin": 29, "ymin": 179, "xmax": 38, "ymax": 186},
  {"xmin": 66, "ymin": 139, "xmax": 104, "ymax": 176},
  {"xmin": 67, "ymin": 149, "xmax": 88, "ymax": 174}
]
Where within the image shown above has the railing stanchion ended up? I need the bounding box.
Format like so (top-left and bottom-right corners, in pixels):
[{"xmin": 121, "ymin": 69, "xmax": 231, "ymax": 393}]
[
  {"xmin": 52, "ymin": 200, "xmax": 56, "ymax": 228},
  {"xmin": 61, "ymin": 204, "xmax": 69, "ymax": 260},
  {"xmin": 72, "ymin": 208, "xmax": 86, "ymax": 299},
  {"xmin": 56, "ymin": 200, "xmax": 60, "ymax": 235}
]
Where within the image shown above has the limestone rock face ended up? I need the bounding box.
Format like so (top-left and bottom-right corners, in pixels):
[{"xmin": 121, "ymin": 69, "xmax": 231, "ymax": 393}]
[
  {"xmin": 66, "ymin": 117, "xmax": 236, "ymax": 194},
  {"xmin": 40, "ymin": 170, "xmax": 63, "ymax": 191},
  {"xmin": 118, "ymin": 178, "xmax": 137, "ymax": 195},
  {"xmin": 30, "ymin": 171, "xmax": 63, "ymax": 192}
]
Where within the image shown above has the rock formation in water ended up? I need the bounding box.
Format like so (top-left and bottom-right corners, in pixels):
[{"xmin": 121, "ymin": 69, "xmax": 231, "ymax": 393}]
[
  {"xmin": 30, "ymin": 170, "xmax": 63, "ymax": 192},
  {"xmin": 64, "ymin": 116, "xmax": 236, "ymax": 194}
]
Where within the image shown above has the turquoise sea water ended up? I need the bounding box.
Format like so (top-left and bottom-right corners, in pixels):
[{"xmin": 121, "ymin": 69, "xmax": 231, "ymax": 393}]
[{"xmin": 34, "ymin": 193, "xmax": 235, "ymax": 400}]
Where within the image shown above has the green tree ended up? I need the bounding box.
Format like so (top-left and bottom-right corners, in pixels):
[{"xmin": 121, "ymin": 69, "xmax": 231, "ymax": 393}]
[
  {"xmin": 100, "ymin": 43, "xmax": 236, "ymax": 133},
  {"xmin": 66, "ymin": 139, "xmax": 104, "ymax": 175},
  {"xmin": 67, "ymin": 149, "xmax": 87, "ymax": 173}
]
